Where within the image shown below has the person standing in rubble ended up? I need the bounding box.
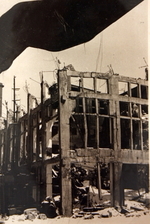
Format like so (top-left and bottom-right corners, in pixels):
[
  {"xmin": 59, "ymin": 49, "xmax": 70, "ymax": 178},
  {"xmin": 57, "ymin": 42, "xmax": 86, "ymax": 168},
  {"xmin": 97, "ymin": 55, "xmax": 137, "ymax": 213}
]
[{"xmin": 41, "ymin": 196, "xmax": 57, "ymax": 218}]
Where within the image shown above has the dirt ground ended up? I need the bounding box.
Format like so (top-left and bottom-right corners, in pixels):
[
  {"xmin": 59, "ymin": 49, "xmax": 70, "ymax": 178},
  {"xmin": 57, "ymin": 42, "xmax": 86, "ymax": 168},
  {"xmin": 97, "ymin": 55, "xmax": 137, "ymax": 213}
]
[
  {"xmin": 1, "ymin": 189, "xmax": 150, "ymax": 224},
  {"xmin": 1, "ymin": 213, "xmax": 149, "ymax": 224}
]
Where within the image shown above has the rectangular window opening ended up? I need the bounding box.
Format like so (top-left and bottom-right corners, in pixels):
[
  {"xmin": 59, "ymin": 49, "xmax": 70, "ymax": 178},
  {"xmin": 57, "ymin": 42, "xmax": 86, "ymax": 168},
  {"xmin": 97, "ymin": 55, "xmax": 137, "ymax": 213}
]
[
  {"xmin": 133, "ymin": 120, "xmax": 141, "ymax": 150},
  {"xmin": 85, "ymin": 98, "xmax": 96, "ymax": 113},
  {"xmin": 131, "ymin": 83, "xmax": 139, "ymax": 98},
  {"xmin": 121, "ymin": 119, "xmax": 130, "ymax": 149},
  {"xmin": 142, "ymin": 120, "xmax": 148, "ymax": 150},
  {"xmin": 71, "ymin": 77, "xmax": 81, "ymax": 92},
  {"xmin": 74, "ymin": 97, "xmax": 83, "ymax": 113},
  {"xmin": 99, "ymin": 117, "xmax": 110, "ymax": 148},
  {"xmin": 83, "ymin": 78, "xmax": 94, "ymax": 91},
  {"xmin": 120, "ymin": 102, "xmax": 130, "ymax": 116},
  {"xmin": 119, "ymin": 82, "xmax": 128, "ymax": 96},
  {"xmin": 70, "ymin": 115, "xmax": 85, "ymax": 149},
  {"xmin": 98, "ymin": 100, "xmax": 109, "ymax": 115},
  {"xmin": 132, "ymin": 103, "xmax": 139, "ymax": 117},
  {"xmin": 141, "ymin": 85, "xmax": 148, "ymax": 99},
  {"xmin": 97, "ymin": 79, "xmax": 108, "ymax": 93},
  {"xmin": 141, "ymin": 105, "xmax": 148, "ymax": 115},
  {"xmin": 87, "ymin": 115, "xmax": 97, "ymax": 148}
]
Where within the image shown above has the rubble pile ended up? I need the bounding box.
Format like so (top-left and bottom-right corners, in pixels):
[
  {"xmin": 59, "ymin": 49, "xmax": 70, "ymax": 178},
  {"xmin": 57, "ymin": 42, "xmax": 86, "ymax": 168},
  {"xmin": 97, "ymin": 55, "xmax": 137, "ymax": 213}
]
[
  {"xmin": 71, "ymin": 190, "xmax": 150, "ymax": 220},
  {"xmin": 6, "ymin": 208, "xmax": 47, "ymax": 222},
  {"xmin": 72, "ymin": 205, "xmax": 150, "ymax": 220}
]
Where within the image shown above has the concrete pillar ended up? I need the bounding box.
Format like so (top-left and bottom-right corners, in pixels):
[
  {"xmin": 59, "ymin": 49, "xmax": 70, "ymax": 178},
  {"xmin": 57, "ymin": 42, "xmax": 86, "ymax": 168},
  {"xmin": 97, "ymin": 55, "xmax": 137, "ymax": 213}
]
[
  {"xmin": 46, "ymin": 164, "xmax": 52, "ymax": 197},
  {"xmin": 58, "ymin": 70, "xmax": 72, "ymax": 217},
  {"xmin": 110, "ymin": 162, "xmax": 124, "ymax": 209}
]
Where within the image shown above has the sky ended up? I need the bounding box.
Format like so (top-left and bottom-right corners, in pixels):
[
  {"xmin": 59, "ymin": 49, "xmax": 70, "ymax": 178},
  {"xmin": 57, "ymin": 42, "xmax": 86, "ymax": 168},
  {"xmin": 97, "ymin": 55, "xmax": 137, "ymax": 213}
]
[{"xmin": 0, "ymin": 0, "xmax": 148, "ymax": 118}]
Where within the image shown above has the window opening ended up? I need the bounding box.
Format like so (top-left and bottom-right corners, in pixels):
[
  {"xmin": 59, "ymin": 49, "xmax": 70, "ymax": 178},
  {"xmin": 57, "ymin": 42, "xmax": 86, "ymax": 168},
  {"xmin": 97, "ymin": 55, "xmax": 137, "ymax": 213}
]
[
  {"xmin": 99, "ymin": 117, "xmax": 110, "ymax": 148},
  {"xmin": 87, "ymin": 115, "xmax": 97, "ymax": 148},
  {"xmin": 119, "ymin": 82, "xmax": 128, "ymax": 96},
  {"xmin": 132, "ymin": 103, "xmax": 139, "ymax": 117},
  {"xmin": 133, "ymin": 120, "xmax": 141, "ymax": 150},
  {"xmin": 97, "ymin": 79, "xmax": 108, "ymax": 93},
  {"xmin": 141, "ymin": 105, "xmax": 148, "ymax": 115},
  {"xmin": 121, "ymin": 119, "xmax": 130, "ymax": 149},
  {"xmin": 141, "ymin": 85, "xmax": 148, "ymax": 99},
  {"xmin": 120, "ymin": 102, "xmax": 130, "ymax": 116},
  {"xmin": 83, "ymin": 78, "xmax": 94, "ymax": 91},
  {"xmin": 131, "ymin": 83, "xmax": 138, "ymax": 98},
  {"xmin": 71, "ymin": 77, "xmax": 81, "ymax": 92},
  {"xmin": 141, "ymin": 105, "xmax": 148, "ymax": 150},
  {"xmin": 85, "ymin": 98, "xmax": 96, "ymax": 113},
  {"xmin": 70, "ymin": 115, "xmax": 85, "ymax": 149},
  {"xmin": 75, "ymin": 97, "xmax": 83, "ymax": 113},
  {"xmin": 98, "ymin": 100, "xmax": 109, "ymax": 115},
  {"xmin": 142, "ymin": 120, "xmax": 148, "ymax": 150}
]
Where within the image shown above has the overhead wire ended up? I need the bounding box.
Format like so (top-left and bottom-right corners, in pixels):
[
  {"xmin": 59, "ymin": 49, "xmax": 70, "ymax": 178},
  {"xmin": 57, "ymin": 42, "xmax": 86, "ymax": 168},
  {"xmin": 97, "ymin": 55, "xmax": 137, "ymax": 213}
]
[{"xmin": 95, "ymin": 34, "xmax": 103, "ymax": 72}]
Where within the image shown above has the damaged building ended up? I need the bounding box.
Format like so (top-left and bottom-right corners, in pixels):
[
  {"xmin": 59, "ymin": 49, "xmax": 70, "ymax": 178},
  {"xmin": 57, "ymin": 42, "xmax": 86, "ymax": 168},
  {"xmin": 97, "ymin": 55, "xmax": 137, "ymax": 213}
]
[{"xmin": 0, "ymin": 69, "xmax": 149, "ymax": 216}]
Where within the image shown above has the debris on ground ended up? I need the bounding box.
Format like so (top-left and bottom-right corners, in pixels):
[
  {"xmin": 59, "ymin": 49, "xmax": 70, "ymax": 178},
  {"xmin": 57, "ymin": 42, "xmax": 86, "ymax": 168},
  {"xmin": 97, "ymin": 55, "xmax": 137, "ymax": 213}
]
[
  {"xmin": 84, "ymin": 214, "xmax": 94, "ymax": 219},
  {"xmin": 1, "ymin": 189, "xmax": 150, "ymax": 222}
]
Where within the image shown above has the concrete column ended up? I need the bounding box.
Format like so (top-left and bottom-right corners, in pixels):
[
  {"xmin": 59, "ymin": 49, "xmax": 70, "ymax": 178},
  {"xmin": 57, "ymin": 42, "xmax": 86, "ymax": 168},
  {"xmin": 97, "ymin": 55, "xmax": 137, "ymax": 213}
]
[
  {"xmin": 110, "ymin": 162, "xmax": 124, "ymax": 209},
  {"xmin": 46, "ymin": 164, "xmax": 52, "ymax": 197},
  {"xmin": 58, "ymin": 70, "xmax": 72, "ymax": 217}
]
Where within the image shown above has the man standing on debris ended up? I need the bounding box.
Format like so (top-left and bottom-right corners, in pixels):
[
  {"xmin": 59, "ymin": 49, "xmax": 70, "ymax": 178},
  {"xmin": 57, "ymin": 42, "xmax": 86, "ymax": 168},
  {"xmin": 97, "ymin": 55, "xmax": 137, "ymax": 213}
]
[{"xmin": 41, "ymin": 196, "xmax": 57, "ymax": 218}]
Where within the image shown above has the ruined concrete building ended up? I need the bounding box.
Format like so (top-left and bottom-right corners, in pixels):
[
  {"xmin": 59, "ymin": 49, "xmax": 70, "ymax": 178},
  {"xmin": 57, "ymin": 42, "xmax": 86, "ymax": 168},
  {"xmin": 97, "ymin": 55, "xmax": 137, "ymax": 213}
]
[{"xmin": 0, "ymin": 69, "xmax": 149, "ymax": 216}]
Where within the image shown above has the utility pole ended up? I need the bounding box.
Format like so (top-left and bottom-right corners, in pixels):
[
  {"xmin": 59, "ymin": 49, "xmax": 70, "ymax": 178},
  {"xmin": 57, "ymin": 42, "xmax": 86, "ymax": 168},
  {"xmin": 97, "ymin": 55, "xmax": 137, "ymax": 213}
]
[
  {"xmin": 12, "ymin": 76, "xmax": 20, "ymax": 167},
  {"xmin": 12, "ymin": 76, "xmax": 20, "ymax": 122},
  {"xmin": 13, "ymin": 76, "xmax": 16, "ymax": 123}
]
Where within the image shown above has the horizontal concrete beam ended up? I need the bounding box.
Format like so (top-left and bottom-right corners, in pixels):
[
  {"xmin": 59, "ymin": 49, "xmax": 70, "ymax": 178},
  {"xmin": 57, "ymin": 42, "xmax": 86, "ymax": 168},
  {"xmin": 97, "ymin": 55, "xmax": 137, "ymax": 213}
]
[{"xmin": 121, "ymin": 149, "xmax": 149, "ymax": 164}]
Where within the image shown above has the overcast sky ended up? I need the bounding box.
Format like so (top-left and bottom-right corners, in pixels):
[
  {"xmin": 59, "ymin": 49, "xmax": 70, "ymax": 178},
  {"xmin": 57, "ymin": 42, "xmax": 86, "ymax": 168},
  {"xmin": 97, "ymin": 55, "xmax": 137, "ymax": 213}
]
[{"xmin": 0, "ymin": 0, "xmax": 148, "ymax": 118}]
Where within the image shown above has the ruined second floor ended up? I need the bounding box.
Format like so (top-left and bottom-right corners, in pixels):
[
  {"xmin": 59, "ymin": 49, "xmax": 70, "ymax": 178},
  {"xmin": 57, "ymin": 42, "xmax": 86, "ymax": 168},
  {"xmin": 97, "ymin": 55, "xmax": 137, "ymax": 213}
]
[{"xmin": 0, "ymin": 70, "xmax": 149, "ymax": 173}]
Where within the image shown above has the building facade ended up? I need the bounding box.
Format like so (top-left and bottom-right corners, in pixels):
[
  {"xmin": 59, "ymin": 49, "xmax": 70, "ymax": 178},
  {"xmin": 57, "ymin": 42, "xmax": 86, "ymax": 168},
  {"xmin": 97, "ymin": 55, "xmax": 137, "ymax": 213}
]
[{"xmin": 0, "ymin": 69, "xmax": 149, "ymax": 216}]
